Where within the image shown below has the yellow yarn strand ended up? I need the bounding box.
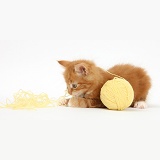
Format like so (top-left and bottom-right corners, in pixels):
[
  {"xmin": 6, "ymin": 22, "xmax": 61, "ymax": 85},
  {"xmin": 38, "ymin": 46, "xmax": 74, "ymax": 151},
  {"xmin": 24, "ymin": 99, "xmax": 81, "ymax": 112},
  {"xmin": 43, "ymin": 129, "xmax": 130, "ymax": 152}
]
[
  {"xmin": 106, "ymin": 70, "xmax": 123, "ymax": 79},
  {"xmin": 0, "ymin": 90, "xmax": 69, "ymax": 110}
]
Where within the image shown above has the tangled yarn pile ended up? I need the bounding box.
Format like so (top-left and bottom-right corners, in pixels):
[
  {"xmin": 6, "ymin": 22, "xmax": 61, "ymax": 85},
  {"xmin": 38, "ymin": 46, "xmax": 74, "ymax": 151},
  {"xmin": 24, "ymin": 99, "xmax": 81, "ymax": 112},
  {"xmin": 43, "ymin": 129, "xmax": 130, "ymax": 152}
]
[{"xmin": 0, "ymin": 90, "xmax": 66, "ymax": 110}]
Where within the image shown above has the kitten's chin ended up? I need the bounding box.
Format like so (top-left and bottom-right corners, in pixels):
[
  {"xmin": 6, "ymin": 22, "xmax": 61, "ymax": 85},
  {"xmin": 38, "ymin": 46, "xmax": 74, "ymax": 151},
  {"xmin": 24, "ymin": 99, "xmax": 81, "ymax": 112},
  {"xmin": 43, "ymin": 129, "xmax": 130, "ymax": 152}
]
[{"xmin": 72, "ymin": 92, "xmax": 85, "ymax": 98}]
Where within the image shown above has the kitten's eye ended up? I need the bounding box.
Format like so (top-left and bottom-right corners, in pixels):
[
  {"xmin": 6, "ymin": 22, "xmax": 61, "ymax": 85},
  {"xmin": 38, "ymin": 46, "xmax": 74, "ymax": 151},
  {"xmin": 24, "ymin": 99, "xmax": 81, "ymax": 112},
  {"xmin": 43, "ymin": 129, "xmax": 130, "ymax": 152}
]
[{"xmin": 72, "ymin": 84, "xmax": 77, "ymax": 89}]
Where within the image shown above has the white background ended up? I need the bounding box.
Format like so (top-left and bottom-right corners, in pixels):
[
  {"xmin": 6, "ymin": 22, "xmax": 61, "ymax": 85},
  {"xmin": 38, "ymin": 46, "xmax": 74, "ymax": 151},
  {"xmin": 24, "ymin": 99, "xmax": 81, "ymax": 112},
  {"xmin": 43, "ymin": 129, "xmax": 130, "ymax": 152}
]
[{"xmin": 0, "ymin": 0, "xmax": 160, "ymax": 160}]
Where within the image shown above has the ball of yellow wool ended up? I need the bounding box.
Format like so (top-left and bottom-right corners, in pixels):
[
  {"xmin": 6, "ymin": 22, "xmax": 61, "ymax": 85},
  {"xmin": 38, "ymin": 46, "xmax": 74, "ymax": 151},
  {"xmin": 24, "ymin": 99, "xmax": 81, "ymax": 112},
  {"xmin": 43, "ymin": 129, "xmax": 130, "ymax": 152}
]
[{"xmin": 100, "ymin": 77, "xmax": 134, "ymax": 110}]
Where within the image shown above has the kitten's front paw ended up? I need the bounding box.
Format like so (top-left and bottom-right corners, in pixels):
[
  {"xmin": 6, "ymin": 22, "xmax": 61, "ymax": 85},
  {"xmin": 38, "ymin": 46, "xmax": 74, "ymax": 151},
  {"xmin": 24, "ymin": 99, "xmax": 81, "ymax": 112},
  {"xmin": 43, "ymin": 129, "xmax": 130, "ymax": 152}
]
[
  {"xmin": 57, "ymin": 97, "xmax": 68, "ymax": 106},
  {"xmin": 68, "ymin": 97, "xmax": 87, "ymax": 108},
  {"xmin": 134, "ymin": 101, "xmax": 147, "ymax": 109}
]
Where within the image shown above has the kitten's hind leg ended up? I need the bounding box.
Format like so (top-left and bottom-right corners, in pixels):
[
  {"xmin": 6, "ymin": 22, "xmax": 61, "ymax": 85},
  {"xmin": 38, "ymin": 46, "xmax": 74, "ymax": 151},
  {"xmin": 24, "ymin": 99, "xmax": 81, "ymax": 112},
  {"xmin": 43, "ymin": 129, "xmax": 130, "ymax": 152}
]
[{"xmin": 133, "ymin": 101, "xmax": 147, "ymax": 109}]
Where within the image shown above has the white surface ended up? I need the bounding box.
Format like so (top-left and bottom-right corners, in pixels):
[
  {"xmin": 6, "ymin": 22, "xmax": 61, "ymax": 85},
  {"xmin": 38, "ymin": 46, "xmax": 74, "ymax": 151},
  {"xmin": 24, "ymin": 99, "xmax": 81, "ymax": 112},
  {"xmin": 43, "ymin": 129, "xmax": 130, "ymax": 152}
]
[
  {"xmin": 0, "ymin": 0, "xmax": 160, "ymax": 160},
  {"xmin": 0, "ymin": 106, "xmax": 160, "ymax": 160}
]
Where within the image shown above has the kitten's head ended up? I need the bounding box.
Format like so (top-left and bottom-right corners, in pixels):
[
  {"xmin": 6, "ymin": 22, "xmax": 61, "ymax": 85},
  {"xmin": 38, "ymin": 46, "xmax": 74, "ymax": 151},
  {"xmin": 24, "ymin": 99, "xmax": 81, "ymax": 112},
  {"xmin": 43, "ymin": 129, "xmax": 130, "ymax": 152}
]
[{"xmin": 58, "ymin": 60, "xmax": 101, "ymax": 97}]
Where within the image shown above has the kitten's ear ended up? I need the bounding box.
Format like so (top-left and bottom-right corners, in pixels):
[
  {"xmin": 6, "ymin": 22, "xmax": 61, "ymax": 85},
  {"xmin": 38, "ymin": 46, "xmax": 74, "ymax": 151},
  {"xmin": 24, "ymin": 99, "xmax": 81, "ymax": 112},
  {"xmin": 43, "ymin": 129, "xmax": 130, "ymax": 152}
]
[
  {"xmin": 74, "ymin": 63, "xmax": 88, "ymax": 76},
  {"xmin": 57, "ymin": 60, "xmax": 71, "ymax": 67}
]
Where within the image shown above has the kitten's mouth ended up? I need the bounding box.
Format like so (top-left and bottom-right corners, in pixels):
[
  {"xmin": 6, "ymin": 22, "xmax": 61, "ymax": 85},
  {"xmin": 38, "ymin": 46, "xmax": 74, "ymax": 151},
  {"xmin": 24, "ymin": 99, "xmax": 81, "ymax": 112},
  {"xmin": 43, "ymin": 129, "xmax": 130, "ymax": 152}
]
[{"xmin": 79, "ymin": 94, "xmax": 85, "ymax": 98}]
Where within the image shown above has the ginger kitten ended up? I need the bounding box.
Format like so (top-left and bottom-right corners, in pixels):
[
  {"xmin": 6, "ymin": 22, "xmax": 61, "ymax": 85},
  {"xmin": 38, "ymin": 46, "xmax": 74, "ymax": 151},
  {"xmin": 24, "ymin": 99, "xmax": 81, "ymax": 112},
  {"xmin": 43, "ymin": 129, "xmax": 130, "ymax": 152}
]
[{"xmin": 58, "ymin": 59, "xmax": 151, "ymax": 109}]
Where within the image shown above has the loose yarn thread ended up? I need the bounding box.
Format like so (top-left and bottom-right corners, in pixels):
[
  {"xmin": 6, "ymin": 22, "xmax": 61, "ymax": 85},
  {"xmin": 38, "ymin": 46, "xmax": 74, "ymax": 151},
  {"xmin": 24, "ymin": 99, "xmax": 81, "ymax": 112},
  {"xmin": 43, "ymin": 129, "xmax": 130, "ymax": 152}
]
[{"xmin": 0, "ymin": 90, "xmax": 69, "ymax": 110}]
